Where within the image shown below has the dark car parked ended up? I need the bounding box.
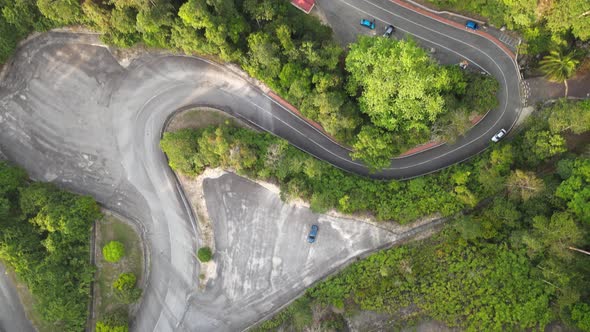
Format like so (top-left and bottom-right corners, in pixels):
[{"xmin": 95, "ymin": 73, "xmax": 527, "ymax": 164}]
[
  {"xmin": 308, "ymin": 225, "xmax": 319, "ymax": 243},
  {"xmin": 383, "ymin": 25, "xmax": 395, "ymax": 37}
]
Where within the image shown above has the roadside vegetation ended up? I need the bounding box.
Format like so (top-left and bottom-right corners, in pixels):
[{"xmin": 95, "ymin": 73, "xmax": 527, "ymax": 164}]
[
  {"xmin": 425, "ymin": 0, "xmax": 589, "ymax": 95},
  {"xmin": 1, "ymin": 0, "xmax": 496, "ymax": 169},
  {"xmin": 347, "ymin": 36, "xmax": 497, "ymax": 168},
  {"xmin": 0, "ymin": 161, "xmax": 101, "ymax": 331},
  {"xmin": 197, "ymin": 247, "xmax": 213, "ymax": 262},
  {"xmin": 166, "ymin": 107, "xmax": 247, "ymax": 132},
  {"xmin": 162, "ymin": 99, "xmax": 589, "ymax": 225},
  {"xmin": 253, "ymin": 99, "xmax": 590, "ymax": 331},
  {"xmin": 94, "ymin": 215, "xmax": 143, "ymax": 332},
  {"xmin": 424, "ymin": 0, "xmax": 589, "ymax": 56}
]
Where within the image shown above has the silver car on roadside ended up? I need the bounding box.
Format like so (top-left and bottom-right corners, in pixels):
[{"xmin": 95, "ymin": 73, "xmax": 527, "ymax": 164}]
[{"xmin": 491, "ymin": 129, "xmax": 507, "ymax": 142}]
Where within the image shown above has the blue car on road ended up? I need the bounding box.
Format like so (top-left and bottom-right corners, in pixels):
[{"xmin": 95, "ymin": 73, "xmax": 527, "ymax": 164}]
[
  {"xmin": 308, "ymin": 225, "xmax": 319, "ymax": 243},
  {"xmin": 360, "ymin": 19, "xmax": 375, "ymax": 30},
  {"xmin": 465, "ymin": 20, "xmax": 478, "ymax": 30}
]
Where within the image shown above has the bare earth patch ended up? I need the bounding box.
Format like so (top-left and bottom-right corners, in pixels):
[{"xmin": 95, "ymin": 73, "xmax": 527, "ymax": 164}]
[
  {"xmin": 176, "ymin": 168, "xmax": 227, "ymax": 287},
  {"xmin": 165, "ymin": 107, "xmax": 250, "ymax": 132}
]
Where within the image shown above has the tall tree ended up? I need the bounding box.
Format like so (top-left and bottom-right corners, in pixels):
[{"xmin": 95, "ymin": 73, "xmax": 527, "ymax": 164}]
[
  {"xmin": 36, "ymin": 0, "xmax": 82, "ymax": 24},
  {"xmin": 243, "ymin": 31, "xmax": 281, "ymax": 82},
  {"xmin": 539, "ymin": 50, "xmax": 580, "ymax": 97},
  {"xmin": 242, "ymin": 0, "xmax": 286, "ymax": 25},
  {"xmin": 346, "ymin": 36, "xmax": 451, "ymax": 133},
  {"xmin": 548, "ymin": 99, "xmax": 590, "ymax": 134},
  {"xmin": 555, "ymin": 158, "xmax": 590, "ymax": 223},
  {"xmin": 506, "ymin": 169, "xmax": 545, "ymax": 201},
  {"xmin": 522, "ymin": 212, "xmax": 585, "ymax": 260},
  {"xmin": 351, "ymin": 125, "xmax": 395, "ymax": 170},
  {"xmin": 546, "ymin": 0, "xmax": 590, "ymax": 41}
]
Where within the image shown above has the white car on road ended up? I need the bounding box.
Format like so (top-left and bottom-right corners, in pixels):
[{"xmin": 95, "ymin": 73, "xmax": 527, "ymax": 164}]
[{"xmin": 491, "ymin": 129, "xmax": 507, "ymax": 142}]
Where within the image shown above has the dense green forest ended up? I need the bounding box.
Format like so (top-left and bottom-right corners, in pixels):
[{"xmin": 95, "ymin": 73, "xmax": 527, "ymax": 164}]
[
  {"xmin": 0, "ymin": 162, "xmax": 101, "ymax": 331},
  {"xmin": 251, "ymin": 100, "xmax": 590, "ymax": 331},
  {"xmin": 0, "ymin": 0, "xmax": 498, "ymax": 168}
]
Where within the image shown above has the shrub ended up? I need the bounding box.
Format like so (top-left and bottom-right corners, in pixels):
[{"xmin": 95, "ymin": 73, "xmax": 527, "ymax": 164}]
[
  {"xmin": 96, "ymin": 309, "xmax": 129, "ymax": 332},
  {"xmin": 571, "ymin": 303, "xmax": 590, "ymax": 332},
  {"xmin": 197, "ymin": 247, "xmax": 213, "ymax": 262},
  {"xmin": 103, "ymin": 240, "xmax": 125, "ymax": 262},
  {"xmin": 113, "ymin": 272, "xmax": 141, "ymax": 304},
  {"xmin": 113, "ymin": 272, "xmax": 136, "ymax": 291}
]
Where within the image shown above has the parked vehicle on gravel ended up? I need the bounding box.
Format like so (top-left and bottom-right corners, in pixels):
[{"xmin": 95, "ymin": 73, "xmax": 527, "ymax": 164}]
[{"xmin": 308, "ymin": 225, "xmax": 319, "ymax": 243}]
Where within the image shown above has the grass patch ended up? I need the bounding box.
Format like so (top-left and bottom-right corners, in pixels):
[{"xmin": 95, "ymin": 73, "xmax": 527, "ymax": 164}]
[
  {"xmin": 95, "ymin": 214, "xmax": 143, "ymax": 322},
  {"xmin": 165, "ymin": 107, "xmax": 249, "ymax": 132}
]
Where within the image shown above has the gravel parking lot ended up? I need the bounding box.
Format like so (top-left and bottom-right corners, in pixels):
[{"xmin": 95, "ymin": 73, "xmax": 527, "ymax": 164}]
[{"xmin": 182, "ymin": 173, "xmax": 397, "ymax": 330}]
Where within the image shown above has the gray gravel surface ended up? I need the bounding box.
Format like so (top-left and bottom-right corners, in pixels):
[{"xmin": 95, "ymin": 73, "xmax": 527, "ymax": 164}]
[{"xmin": 188, "ymin": 173, "xmax": 396, "ymax": 330}]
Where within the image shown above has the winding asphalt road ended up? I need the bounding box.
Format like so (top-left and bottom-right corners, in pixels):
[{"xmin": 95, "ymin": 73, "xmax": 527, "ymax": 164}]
[
  {"xmin": 282, "ymin": 0, "xmax": 522, "ymax": 179},
  {"xmin": 0, "ymin": 0, "xmax": 521, "ymax": 331}
]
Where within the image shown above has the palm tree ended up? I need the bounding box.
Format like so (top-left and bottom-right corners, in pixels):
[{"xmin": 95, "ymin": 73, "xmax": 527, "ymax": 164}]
[{"xmin": 539, "ymin": 50, "xmax": 580, "ymax": 97}]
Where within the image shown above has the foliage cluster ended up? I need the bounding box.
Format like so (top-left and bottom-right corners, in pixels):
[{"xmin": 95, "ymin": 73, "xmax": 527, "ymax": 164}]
[
  {"xmin": 95, "ymin": 218, "xmax": 143, "ymax": 331},
  {"xmin": 197, "ymin": 246, "xmax": 212, "ymax": 262},
  {"xmin": 425, "ymin": 0, "xmax": 590, "ymax": 55},
  {"xmin": 255, "ymin": 99, "xmax": 590, "ymax": 331},
  {"xmin": 0, "ymin": 161, "xmax": 101, "ymax": 331},
  {"xmin": 162, "ymin": 99, "xmax": 589, "ymax": 225},
  {"xmin": 162, "ymin": 125, "xmax": 465, "ymax": 224},
  {"xmin": 95, "ymin": 309, "xmax": 129, "ymax": 332},
  {"xmin": 103, "ymin": 240, "xmax": 125, "ymax": 263},
  {"xmin": 0, "ymin": 0, "xmax": 54, "ymax": 62},
  {"xmin": 347, "ymin": 36, "xmax": 498, "ymax": 168},
  {"xmin": 112, "ymin": 272, "xmax": 142, "ymax": 304}
]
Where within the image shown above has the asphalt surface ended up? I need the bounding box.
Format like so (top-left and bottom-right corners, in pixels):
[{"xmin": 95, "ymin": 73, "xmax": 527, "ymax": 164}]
[
  {"xmin": 0, "ymin": 0, "xmax": 521, "ymax": 330},
  {"xmin": 0, "ymin": 263, "xmax": 36, "ymax": 332}
]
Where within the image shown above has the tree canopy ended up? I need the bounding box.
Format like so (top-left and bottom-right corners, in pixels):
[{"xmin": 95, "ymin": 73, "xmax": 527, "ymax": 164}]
[
  {"xmin": 103, "ymin": 241, "xmax": 125, "ymax": 263},
  {"xmin": 0, "ymin": 161, "xmax": 101, "ymax": 331},
  {"xmin": 346, "ymin": 37, "xmax": 451, "ymax": 133},
  {"xmin": 345, "ymin": 36, "xmax": 497, "ymax": 167}
]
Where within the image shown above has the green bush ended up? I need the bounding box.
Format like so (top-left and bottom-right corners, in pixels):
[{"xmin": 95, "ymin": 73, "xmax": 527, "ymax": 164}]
[
  {"xmin": 103, "ymin": 241, "xmax": 125, "ymax": 263},
  {"xmin": 96, "ymin": 309, "xmax": 129, "ymax": 332},
  {"xmin": 571, "ymin": 303, "xmax": 590, "ymax": 332},
  {"xmin": 113, "ymin": 272, "xmax": 142, "ymax": 304},
  {"xmin": 197, "ymin": 247, "xmax": 213, "ymax": 262},
  {"xmin": 113, "ymin": 272, "xmax": 136, "ymax": 291}
]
